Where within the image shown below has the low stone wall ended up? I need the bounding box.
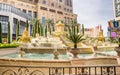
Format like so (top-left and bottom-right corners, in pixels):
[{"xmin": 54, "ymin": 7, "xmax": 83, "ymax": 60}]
[
  {"xmin": 70, "ymin": 57, "xmax": 118, "ymax": 66},
  {"xmin": 0, "ymin": 57, "xmax": 119, "ymax": 75}
]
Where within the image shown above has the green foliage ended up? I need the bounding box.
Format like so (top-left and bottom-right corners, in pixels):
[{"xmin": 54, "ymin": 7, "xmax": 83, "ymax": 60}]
[
  {"xmin": 82, "ymin": 24, "xmax": 84, "ymax": 36},
  {"xmin": 7, "ymin": 22, "xmax": 11, "ymax": 43},
  {"xmin": 31, "ymin": 18, "xmax": 42, "ymax": 37},
  {"xmin": 0, "ymin": 22, "xmax": 2, "ymax": 43},
  {"xmin": 2, "ymin": 38, "xmax": 7, "ymax": 43},
  {"xmin": 67, "ymin": 26, "xmax": 85, "ymax": 49},
  {"xmin": 45, "ymin": 19, "xmax": 53, "ymax": 35},
  {"xmin": 56, "ymin": 20, "xmax": 64, "ymax": 23},
  {"xmin": 26, "ymin": 20, "xmax": 29, "ymax": 31},
  {"xmin": 16, "ymin": 21, "xmax": 20, "ymax": 41},
  {"xmin": 0, "ymin": 43, "xmax": 19, "ymax": 48}
]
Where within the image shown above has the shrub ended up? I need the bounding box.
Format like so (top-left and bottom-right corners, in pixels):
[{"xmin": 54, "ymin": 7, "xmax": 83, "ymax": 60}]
[{"xmin": 0, "ymin": 43, "xmax": 19, "ymax": 48}]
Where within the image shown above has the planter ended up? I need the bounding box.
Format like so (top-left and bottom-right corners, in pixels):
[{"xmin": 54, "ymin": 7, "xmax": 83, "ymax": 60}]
[
  {"xmin": 115, "ymin": 47, "xmax": 120, "ymax": 57},
  {"xmin": 70, "ymin": 48, "xmax": 80, "ymax": 58}
]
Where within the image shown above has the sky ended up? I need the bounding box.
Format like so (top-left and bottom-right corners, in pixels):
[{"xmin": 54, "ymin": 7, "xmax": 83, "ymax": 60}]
[{"xmin": 73, "ymin": 0, "xmax": 114, "ymax": 36}]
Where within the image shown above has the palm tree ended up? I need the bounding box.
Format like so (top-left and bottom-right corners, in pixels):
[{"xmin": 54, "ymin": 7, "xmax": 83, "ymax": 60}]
[
  {"xmin": 45, "ymin": 19, "xmax": 53, "ymax": 36},
  {"xmin": 82, "ymin": 24, "xmax": 85, "ymax": 36},
  {"xmin": 67, "ymin": 25, "xmax": 84, "ymax": 49},
  {"xmin": 69, "ymin": 20, "xmax": 79, "ymax": 34},
  {"xmin": 31, "ymin": 18, "xmax": 42, "ymax": 37}
]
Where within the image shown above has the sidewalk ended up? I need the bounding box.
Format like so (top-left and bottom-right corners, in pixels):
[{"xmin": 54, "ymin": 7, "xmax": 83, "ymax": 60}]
[{"xmin": 0, "ymin": 48, "xmax": 19, "ymax": 55}]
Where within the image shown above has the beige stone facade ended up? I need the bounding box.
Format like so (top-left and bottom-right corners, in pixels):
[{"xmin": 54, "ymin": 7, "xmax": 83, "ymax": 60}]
[{"xmin": 0, "ymin": 0, "xmax": 77, "ymax": 23}]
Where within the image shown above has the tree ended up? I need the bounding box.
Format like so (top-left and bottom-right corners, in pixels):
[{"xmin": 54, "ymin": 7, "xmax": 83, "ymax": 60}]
[
  {"xmin": 16, "ymin": 21, "xmax": 20, "ymax": 41},
  {"xmin": 82, "ymin": 24, "xmax": 85, "ymax": 36},
  {"xmin": 0, "ymin": 22, "xmax": 2, "ymax": 43},
  {"xmin": 26, "ymin": 20, "xmax": 29, "ymax": 31},
  {"xmin": 45, "ymin": 19, "xmax": 53, "ymax": 35},
  {"xmin": 31, "ymin": 18, "xmax": 42, "ymax": 37},
  {"xmin": 67, "ymin": 26, "xmax": 84, "ymax": 49},
  {"xmin": 7, "ymin": 22, "xmax": 11, "ymax": 43}
]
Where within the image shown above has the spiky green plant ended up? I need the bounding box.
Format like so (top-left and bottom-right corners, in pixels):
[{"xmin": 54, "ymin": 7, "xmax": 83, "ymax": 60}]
[
  {"xmin": 82, "ymin": 24, "xmax": 84, "ymax": 36},
  {"xmin": 7, "ymin": 22, "xmax": 11, "ymax": 43},
  {"xmin": 45, "ymin": 19, "xmax": 53, "ymax": 35},
  {"xmin": 31, "ymin": 18, "xmax": 43, "ymax": 37},
  {"xmin": 0, "ymin": 22, "xmax": 2, "ymax": 43},
  {"xmin": 16, "ymin": 21, "xmax": 20, "ymax": 41},
  {"xmin": 67, "ymin": 25, "xmax": 85, "ymax": 49}
]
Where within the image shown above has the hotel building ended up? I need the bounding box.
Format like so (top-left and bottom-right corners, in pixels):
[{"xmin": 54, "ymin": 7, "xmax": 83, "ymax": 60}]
[
  {"xmin": 0, "ymin": 0, "xmax": 77, "ymax": 41},
  {"xmin": 107, "ymin": 0, "xmax": 120, "ymax": 37}
]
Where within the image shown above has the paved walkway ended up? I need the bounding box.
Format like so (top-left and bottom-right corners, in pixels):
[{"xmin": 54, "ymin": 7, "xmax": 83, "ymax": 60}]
[{"xmin": 0, "ymin": 48, "xmax": 19, "ymax": 55}]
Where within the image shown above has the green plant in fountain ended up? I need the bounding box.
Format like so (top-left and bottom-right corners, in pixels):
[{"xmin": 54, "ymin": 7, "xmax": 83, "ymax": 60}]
[
  {"xmin": 0, "ymin": 22, "xmax": 2, "ymax": 43},
  {"xmin": 67, "ymin": 25, "xmax": 85, "ymax": 49}
]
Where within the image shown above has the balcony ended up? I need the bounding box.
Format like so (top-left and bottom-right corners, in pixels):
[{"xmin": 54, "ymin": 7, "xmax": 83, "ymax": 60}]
[{"xmin": 0, "ymin": 3, "xmax": 32, "ymax": 20}]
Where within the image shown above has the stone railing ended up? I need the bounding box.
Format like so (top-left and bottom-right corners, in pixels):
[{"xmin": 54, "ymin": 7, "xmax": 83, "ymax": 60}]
[{"xmin": 0, "ymin": 65, "xmax": 120, "ymax": 75}]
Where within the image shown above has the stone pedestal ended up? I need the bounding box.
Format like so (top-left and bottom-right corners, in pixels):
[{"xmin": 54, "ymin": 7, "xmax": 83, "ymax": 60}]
[{"xmin": 70, "ymin": 48, "xmax": 80, "ymax": 58}]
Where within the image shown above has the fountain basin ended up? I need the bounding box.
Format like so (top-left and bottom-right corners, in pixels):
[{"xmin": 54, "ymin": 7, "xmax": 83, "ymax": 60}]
[
  {"xmin": 0, "ymin": 50, "xmax": 119, "ymax": 75},
  {"xmin": 21, "ymin": 47, "xmax": 67, "ymax": 54},
  {"xmin": 0, "ymin": 56, "xmax": 118, "ymax": 67}
]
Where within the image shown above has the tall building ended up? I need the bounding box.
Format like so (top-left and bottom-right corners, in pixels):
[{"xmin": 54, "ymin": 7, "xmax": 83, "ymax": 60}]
[
  {"xmin": 0, "ymin": 0, "xmax": 77, "ymax": 42},
  {"xmin": 113, "ymin": 0, "xmax": 120, "ymax": 20},
  {"xmin": 0, "ymin": 0, "xmax": 77, "ymax": 23},
  {"xmin": 107, "ymin": 0, "xmax": 120, "ymax": 37}
]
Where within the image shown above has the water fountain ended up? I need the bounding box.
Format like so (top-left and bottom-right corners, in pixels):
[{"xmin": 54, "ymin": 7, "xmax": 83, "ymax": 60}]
[{"xmin": 0, "ymin": 22, "xmax": 119, "ymax": 75}]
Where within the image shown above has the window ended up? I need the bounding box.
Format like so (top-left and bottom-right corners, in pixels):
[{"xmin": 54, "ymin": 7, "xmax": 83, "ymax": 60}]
[
  {"xmin": 33, "ymin": 12, "xmax": 37, "ymax": 18},
  {"xmin": 42, "ymin": 0, "xmax": 46, "ymax": 4},
  {"xmin": 0, "ymin": 15, "xmax": 9, "ymax": 33},
  {"xmin": 67, "ymin": 0, "xmax": 69, "ymax": 6},
  {"xmin": 51, "ymin": 3, "xmax": 54, "ymax": 7},
  {"xmin": 64, "ymin": 8, "xmax": 66, "ymax": 11},
  {"xmin": 70, "ymin": 0, "xmax": 72, "ymax": 7},
  {"xmin": 42, "ymin": 17, "xmax": 45, "ymax": 26},
  {"xmin": 23, "ymin": 9, "xmax": 26, "ymax": 13},
  {"xmin": 70, "ymin": 10, "xmax": 72, "ymax": 12},
  {"xmin": 67, "ymin": 9, "xmax": 69, "ymax": 12},
  {"xmin": 13, "ymin": 18, "xmax": 18, "ymax": 34},
  {"xmin": 59, "ymin": 0, "xmax": 62, "ymax": 2},
  {"xmin": 19, "ymin": 21, "xmax": 25, "ymax": 35},
  {"xmin": 34, "ymin": 0, "xmax": 38, "ymax": 3},
  {"xmin": 28, "ymin": 10, "xmax": 32, "ymax": 17},
  {"xmin": 59, "ymin": 5, "xmax": 61, "ymax": 9}
]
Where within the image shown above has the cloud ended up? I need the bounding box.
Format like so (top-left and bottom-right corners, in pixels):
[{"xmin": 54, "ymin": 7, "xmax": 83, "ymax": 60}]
[{"xmin": 73, "ymin": 0, "xmax": 114, "ymax": 36}]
